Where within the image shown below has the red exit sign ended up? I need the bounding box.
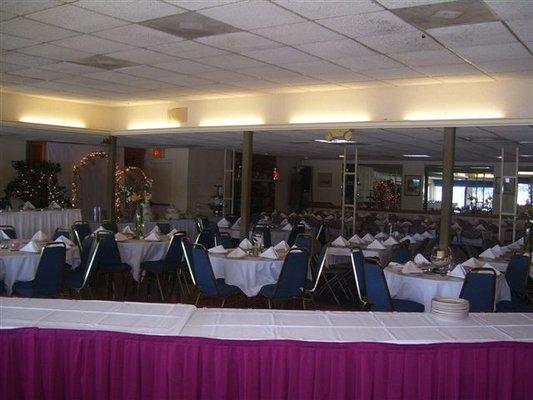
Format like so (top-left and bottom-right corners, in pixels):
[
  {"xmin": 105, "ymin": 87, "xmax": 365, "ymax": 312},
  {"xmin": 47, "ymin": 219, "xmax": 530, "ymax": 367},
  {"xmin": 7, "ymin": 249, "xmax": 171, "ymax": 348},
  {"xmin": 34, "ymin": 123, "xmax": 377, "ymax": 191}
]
[{"xmin": 152, "ymin": 148, "xmax": 164, "ymax": 158}]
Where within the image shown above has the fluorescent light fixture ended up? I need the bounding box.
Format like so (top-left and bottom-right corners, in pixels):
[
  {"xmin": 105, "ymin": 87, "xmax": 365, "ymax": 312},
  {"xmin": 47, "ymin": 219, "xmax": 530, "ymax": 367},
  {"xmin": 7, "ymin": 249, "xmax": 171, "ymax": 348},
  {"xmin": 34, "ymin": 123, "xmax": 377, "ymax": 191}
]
[
  {"xmin": 19, "ymin": 116, "xmax": 86, "ymax": 128},
  {"xmin": 403, "ymin": 154, "xmax": 431, "ymax": 158},
  {"xmin": 127, "ymin": 122, "xmax": 180, "ymax": 130},
  {"xmin": 338, "ymin": 154, "xmax": 345, "ymax": 158},
  {"xmin": 470, "ymin": 166, "xmax": 491, "ymax": 170},
  {"xmin": 290, "ymin": 114, "xmax": 370, "ymax": 124},
  {"xmin": 520, "ymin": 154, "xmax": 533, "ymax": 158},
  {"xmin": 314, "ymin": 139, "xmax": 356, "ymax": 144},
  {"xmin": 518, "ymin": 171, "xmax": 533, "ymax": 176},
  {"xmin": 519, "ymin": 141, "xmax": 533, "ymax": 144},
  {"xmin": 404, "ymin": 110, "xmax": 503, "ymax": 121},
  {"xmin": 199, "ymin": 117, "xmax": 264, "ymax": 127}
]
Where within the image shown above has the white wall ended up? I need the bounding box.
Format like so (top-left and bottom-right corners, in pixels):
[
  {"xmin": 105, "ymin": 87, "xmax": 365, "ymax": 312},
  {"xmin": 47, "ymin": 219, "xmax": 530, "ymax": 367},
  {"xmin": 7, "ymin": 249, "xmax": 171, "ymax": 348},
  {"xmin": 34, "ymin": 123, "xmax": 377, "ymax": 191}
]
[
  {"xmin": 275, "ymin": 156, "xmax": 301, "ymax": 211},
  {"xmin": 0, "ymin": 137, "xmax": 26, "ymax": 197},
  {"xmin": 302, "ymin": 159, "xmax": 343, "ymax": 206},
  {"xmin": 187, "ymin": 148, "xmax": 224, "ymax": 215}
]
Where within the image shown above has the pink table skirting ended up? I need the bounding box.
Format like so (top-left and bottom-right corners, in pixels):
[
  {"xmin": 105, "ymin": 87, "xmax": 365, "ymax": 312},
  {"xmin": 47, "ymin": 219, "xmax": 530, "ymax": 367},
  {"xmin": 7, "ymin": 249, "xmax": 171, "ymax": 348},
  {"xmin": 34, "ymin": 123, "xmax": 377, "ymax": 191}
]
[{"xmin": 1, "ymin": 327, "xmax": 532, "ymax": 400}]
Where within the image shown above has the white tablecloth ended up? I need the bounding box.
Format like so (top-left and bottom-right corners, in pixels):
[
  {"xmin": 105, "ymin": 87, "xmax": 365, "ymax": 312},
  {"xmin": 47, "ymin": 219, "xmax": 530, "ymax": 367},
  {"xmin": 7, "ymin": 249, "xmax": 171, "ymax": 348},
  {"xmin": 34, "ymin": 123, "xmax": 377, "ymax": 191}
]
[
  {"xmin": 0, "ymin": 246, "xmax": 80, "ymax": 295},
  {"xmin": 0, "ymin": 209, "xmax": 82, "ymax": 238},
  {"xmin": 384, "ymin": 266, "xmax": 511, "ymax": 312},
  {"xmin": 222, "ymin": 228, "xmax": 310, "ymax": 245},
  {"xmin": 90, "ymin": 219, "xmax": 198, "ymax": 240},
  {"xmin": 209, "ymin": 253, "xmax": 284, "ymax": 297},
  {"xmin": 117, "ymin": 240, "xmax": 169, "ymax": 281},
  {"xmin": 1, "ymin": 298, "xmax": 532, "ymax": 344},
  {"xmin": 477, "ymin": 256, "xmax": 533, "ymax": 279},
  {"xmin": 327, "ymin": 245, "xmax": 393, "ymax": 266}
]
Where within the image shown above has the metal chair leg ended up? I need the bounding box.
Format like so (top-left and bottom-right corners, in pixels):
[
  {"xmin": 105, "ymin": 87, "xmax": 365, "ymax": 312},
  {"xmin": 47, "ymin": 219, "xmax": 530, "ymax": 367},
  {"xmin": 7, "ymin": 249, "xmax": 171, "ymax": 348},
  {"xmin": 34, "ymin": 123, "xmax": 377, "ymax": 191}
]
[
  {"xmin": 194, "ymin": 292, "xmax": 202, "ymax": 306},
  {"xmin": 221, "ymin": 298, "xmax": 226, "ymax": 308},
  {"xmin": 156, "ymin": 274, "xmax": 165, "ymax": 302}
]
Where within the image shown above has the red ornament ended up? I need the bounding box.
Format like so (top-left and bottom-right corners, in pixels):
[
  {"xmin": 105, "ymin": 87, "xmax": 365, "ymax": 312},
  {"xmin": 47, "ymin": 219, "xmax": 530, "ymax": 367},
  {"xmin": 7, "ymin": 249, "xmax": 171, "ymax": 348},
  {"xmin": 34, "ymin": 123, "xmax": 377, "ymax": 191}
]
[
  {"xmin": 272, "ymin": 167, "xmax": 280, "ymax": 181},
  {"xmin": 152, "ymin": 148, "xmax": 164, "ymax": 158}
]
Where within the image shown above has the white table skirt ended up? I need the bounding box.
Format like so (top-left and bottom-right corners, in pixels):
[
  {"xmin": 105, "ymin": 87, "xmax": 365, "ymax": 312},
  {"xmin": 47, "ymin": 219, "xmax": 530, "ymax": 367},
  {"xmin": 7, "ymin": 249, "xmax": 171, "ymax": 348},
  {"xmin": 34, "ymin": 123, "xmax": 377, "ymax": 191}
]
[
  {"xmin": 0, "ymin": 247, "xmax": 80, "ymax": 295},
  {"xmin": 1, "ymin": 298, "xmax": 532, "ymax": 344},
  {"xmin": 209, "ymin": 254, "xmax": 284, "ymax": 297},
  {"xmin": 384, "ymin": 267, "xmax": 511, "ymax": 312},
  {"xmin": 91, "ymin": 219, "xmax": 198, "ymax": 240},
  {"xmin": 0, "ymin": 209, "xmax": 82, "ymax": 238},
  {"xmin": 117, "ymin": 240, "xmax": 169, "ymax": 281},
  {"xmin": 327, "ymin": 245, "xmax": 393, "ymax": 266},
  {"xmin": 222, "ymin": 228, "xmax": 311, "ymax": 245}
]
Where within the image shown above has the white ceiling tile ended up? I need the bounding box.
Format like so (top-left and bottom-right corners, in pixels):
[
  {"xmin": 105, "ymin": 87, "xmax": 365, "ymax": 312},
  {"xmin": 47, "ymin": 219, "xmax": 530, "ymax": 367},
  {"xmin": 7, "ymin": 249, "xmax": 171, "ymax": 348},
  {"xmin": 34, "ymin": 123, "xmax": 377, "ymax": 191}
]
[
  {"xmin": 378, "ymin": 0, "xmax": 451, "ymax": 9},
  {"xmin": 196, "ymin": 32, "xmax": 281, "ymax": 52},
  {"xmin": 0, "ymin": 72, "xmax": 44, "ymax": 85},
  {"xmin": 295, "ymin": 39, "xmax": 377, "ymax": 59},
  {"xmin": 18, "ymin": 43, "xmax": 91, "ymax": 61},
  {"xmin": 163, "ymin": 1, "xmax": 242, "ymax": 11},
  {"xmin": 0, "ymin": 61, "xmax": 26, "ymax": 73},
  {"xmin": 273, "ymin": 0, "xmax": 383, "ymax": 19},
  {"xmin": 94, "ymin": 25, "xmax": 181, "ymax": 47},
  {"xmin": 1, "ymin": 0, "xmax": 62, "ymax": 15},
  {"xmin": 386, "ymin": 77, "xmax": 440, "ymax": 86},
  {"xmin": 86, "ymin": 71, "xmax": 172, "ymax": 88},
  {"xmin": 478, "ymin": 57, "xmax": 533, "ymax": 73},
  {"xmin": 319, "ymin": 10, "xmax": 417, "ymax": 39},
  {"xmin": 50, "ymin": 34, "xmax": 134, "ymax": 54},
  {"xmin": 282, "ymin": 60, "xmax": 359, "ymax": 81},
  {"xmin": 199, "ymin": 0, "xmax": 304, "ymax": 30},
  {"xmin": 235, "ymin": 65, "xmax": 300, "ymax": 79},
  {"xmin": 333, "ymin": 54, "xmax": 404, "ymax": 71},
  {"xmin": 76, "ymin": 0, "xmax": 185, "ymax": 23},
  {"xmin": 417, "ymin": 63, "xmax": 481, "ymax": 76},
  {"xmin": 26, "ymin": 4, "xmax": 127, "ymax": 33},
  {"xmin": 1, "ymin": 51, "xmax": 56, "ymax": 67},
  {"xmin": 358, "ymin": 31, "xmax": 442, "ymax": 54},
  {"xmin": 507, "ymin": 19, "xmax": 533, "ymax": 42},
  {"xmin": 243, "ymin": 46, "xmax": 319, "ymax": 65},
  {"xmin": 485, "ymin": 0, "xmax": 533, "ymax": 21},
  {"xmin": 0, "ymin": 11, "xmax": 16, "ymax": 21},
  {"xmin": 39, "ymin": 61, "xmax": 104, "ymax": 74},
  {"xmin": 192, "ymin": 70, "xmax": 262, "ymax": 84},
  {"xmin": 456, "ymin": 43, "xmax": 530, "ymax": 63},
  {"xmin": 252, "ymin": 21, "xmax": 344, "ymax": 46},
  {"xmin": 391, "ymin": 49, "xmax": 463, "ymax": 67},
  {"xmin": 362, "ymin": 67, "xmax": 424, "ymax": 80},
  {"xmin": 0, "ymin": 34, "xmax": 38, "ymax": 50},
  {"xmin": 11, "ymin": 67, "xmax": 68, "ymax": 80},
  {"xmin": 155, "ymin": 59, "xmax": 219, "ymax": 74},
  {"xmin": 342, "ymin": 81, "xmax": 389, "ymax": 89},
  {"xmin": 0, "ymin": 17, "xmax": 79, "ymax": 41},
  {"xmin": 428, "ymin": 21, "xmax": 517, "ymax": 48},
  {"xmin": 436, "ymin": 74, "xmax": 494, "ymax": 84},
  {"xmin": 151, "ymin": 40, "xmax": 226, "ymax": 58},
  {"xmin": 195, "ymin": 53, "xmax": 266, "ymax": 69},
  {"xmin": 107, "ymin": 48, "xmax": 180, "ymax": 65},
  {"xmin": 118, "ymin": 65, "xmax": 178, "ymax": 79}
]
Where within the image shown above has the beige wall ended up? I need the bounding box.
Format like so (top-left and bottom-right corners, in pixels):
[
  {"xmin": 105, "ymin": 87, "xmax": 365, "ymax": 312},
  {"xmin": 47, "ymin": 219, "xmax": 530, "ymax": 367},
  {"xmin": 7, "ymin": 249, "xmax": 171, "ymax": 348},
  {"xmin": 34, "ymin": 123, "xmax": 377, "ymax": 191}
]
[
  {"xmin": 401, "ymin": 162, "xmax": 426, "ymax": 210},
  {"xmin": 274, "ymin": 156, "xmax": 301, "ymax": 211},
  {"xmin": 0, "ymin": 137, "xmax": 26, "ymax": 197},
  {"xmin": 302, "ymin": 159, "xmax": 343, "ymax": 206},
  {"xmin": 187, "ymin": 148, "xmax": 224, "ymax": 215}
]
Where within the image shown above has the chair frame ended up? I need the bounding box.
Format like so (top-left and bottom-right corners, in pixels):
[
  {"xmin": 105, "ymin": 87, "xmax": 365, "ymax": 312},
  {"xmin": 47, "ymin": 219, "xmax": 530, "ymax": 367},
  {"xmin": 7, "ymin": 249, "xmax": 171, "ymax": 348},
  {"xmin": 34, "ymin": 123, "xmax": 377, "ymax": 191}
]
[
  {"xmin": 0, "ymin": 225, "xmax": 16, "ymax": 239},
  {"xmin": 460, "ymin": 267, "xmax": 497, "ymax": 312}
]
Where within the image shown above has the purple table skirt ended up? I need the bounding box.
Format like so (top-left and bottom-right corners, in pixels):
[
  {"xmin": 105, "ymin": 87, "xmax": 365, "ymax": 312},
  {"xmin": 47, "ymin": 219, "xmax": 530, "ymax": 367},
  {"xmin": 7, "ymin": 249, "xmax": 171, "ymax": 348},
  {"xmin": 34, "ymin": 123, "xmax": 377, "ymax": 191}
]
[{"xmin": 1, "ymin": 327, "xmax": 532, "ymax": 400}]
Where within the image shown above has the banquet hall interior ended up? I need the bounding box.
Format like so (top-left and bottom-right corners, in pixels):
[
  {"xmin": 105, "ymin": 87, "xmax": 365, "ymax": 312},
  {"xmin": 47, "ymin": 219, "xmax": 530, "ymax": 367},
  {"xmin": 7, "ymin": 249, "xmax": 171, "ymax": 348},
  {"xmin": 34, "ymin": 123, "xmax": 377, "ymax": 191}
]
[{"xmin": 1, "ymin": 1, "xmax": 532, "ymax": 399}]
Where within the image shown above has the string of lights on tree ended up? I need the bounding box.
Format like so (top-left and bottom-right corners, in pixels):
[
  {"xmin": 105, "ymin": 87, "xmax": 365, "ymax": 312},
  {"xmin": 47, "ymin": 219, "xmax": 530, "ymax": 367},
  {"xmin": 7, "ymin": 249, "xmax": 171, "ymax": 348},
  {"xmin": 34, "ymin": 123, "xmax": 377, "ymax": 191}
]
[{"xmin": 373, "ymin": 180, "xmax": 400, "ymax": 209}]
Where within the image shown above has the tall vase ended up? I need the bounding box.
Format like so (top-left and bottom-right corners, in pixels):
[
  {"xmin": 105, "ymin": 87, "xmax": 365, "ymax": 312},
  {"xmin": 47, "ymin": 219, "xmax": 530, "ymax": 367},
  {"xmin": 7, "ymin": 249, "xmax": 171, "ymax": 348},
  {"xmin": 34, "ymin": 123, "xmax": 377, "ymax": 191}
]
[{"xmin": 135, "ymin": 203, "xmax": 144, "ymax": 238}]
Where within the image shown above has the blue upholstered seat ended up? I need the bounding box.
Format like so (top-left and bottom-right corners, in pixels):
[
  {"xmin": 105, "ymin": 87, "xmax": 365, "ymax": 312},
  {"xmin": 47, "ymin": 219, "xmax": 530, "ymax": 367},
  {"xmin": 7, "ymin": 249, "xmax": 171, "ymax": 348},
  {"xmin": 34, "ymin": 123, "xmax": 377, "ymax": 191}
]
[
  {"xmin": 391, "ymin": 247, "xmax": 411, "ymax": 263},
  {"xmin": 460, "ymin": 268, "xmax": 496, "ymax": 312},
  {"xmin": 259, "ymin": 248, "xmax": 309, "ymax": 300}
]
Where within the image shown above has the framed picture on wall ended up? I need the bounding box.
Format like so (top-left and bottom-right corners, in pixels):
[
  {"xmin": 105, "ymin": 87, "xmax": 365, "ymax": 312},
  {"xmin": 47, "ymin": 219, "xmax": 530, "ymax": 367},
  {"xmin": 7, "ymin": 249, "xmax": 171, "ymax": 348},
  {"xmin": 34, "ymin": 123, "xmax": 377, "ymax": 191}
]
[
  {"xmin": 317, "ymin": 172, "xmax": 332, "ymax": 188},
  {"xmin": 404, "ymin": 175, "xmax": 422, "ymax": 196}
]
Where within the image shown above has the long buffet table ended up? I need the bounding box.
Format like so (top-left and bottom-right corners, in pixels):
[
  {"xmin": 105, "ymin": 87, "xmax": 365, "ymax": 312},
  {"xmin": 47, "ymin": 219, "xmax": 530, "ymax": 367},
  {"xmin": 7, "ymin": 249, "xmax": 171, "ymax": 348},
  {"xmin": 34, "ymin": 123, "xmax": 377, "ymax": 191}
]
[
  {"xmin": 0, "ymin": 209, "xmax": 82, "ymax": 238},
  {"xmin": 1, "ymin": 298, "xmax": 532, "ymax": 399}
]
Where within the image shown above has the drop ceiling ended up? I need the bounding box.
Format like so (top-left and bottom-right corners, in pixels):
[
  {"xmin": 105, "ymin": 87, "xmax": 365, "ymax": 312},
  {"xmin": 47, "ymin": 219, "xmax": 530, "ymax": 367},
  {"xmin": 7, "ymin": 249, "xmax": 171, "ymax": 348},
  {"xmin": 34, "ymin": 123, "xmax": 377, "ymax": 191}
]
[{"xmin": 0, "ymin": 0, "xmax": 531, "ymax": 104}]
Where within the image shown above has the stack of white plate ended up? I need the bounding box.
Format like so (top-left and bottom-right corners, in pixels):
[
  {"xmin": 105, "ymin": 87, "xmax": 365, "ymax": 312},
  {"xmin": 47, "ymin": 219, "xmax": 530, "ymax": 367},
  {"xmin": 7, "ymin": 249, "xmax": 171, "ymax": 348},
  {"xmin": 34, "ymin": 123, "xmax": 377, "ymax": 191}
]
[{"xmin": 431, "ymin": 297, "xmax": 469, "ymax": 320}]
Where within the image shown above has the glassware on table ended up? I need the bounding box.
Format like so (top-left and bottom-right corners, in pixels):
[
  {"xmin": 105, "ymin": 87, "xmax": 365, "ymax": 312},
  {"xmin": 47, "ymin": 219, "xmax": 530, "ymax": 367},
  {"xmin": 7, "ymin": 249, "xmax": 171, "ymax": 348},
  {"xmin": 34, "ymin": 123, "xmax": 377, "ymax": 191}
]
[{"xmin": 430, "ymin": 246, "xmax": 454, "ymax": 275}]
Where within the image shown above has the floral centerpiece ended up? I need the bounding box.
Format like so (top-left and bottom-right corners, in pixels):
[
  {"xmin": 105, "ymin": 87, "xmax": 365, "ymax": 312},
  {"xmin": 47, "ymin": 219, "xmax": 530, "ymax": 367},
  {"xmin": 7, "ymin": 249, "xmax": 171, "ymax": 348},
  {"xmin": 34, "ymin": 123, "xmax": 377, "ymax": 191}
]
[{"xmin": 129, "ymin": 191, "xmax": 150, "ymax": 237}]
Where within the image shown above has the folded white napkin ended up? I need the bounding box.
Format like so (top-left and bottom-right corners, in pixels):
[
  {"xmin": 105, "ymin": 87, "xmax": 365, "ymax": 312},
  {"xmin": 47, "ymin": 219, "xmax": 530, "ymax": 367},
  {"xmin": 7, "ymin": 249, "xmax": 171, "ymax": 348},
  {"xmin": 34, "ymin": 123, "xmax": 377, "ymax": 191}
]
[
  {"xmin": 314, "ymin": 214, "xmax": 323, "ymax": 221},
  {"xmin": 462, "ymin": 257, "xmax": 484, "ymax": 268},
  {"xmin": 451, "ymin": 222, "xmax": 462, "ymax": 230},
  {"xmin": 367, "ymin": 239, "xmax": 386, "ymax": 250},
  {"xmin": 208, "ymin": 245, "xmax": 227, "ymax": 254},
  {"xmin": 280, "ymin": 213, "xmax": 287, "ymax": 218},
  {"xmin": 227, "ymin": 247, "xmax": 246, "ymax": 258},
  {"xmin": 31, "ymin": 230, "xmax": 49, "ymax": 241},
  {"xmin": 20, "ymin": 240, "xmax": 40, "ymax": 253},
  {"xmin": 413, "ymin": 233, "xmax": 424, "ymax": 241},
  {"xmin": 122, "ymin": 225, "xmax": 134, "ymax": 234},
  {"xmin": 48, "ymin": 201, "xmax": 61, "ymax": 209},
  {"xmin": 375, "ymin": 232, "xmax": 387, "ymax": 239},
  {"xmin": 475, "ymin": 224, "xmax": 486, "ymax": 231},
  {"xmin": 414, "ymin": 253, "xmax": 431, "ymax": 265},
  {"xmin": 325, "ymin": 215, "xmax": 334, "ymax": 221},
  {"xmin": 517, "ymin": 237, "xmax": 524, "ymax": 246},
  {"xmin": 274, "ymin": 240, "xmax": 290, "ymax": 251},
  {"xmin": 22, "ymin": 201, "xmax": 35, "ymax": 210},
  {"xmin": 167, "ymin": 228, "xmax": 178, "ymax": 237},
  {"xmin": 490, "ymin": 245, "xmax": 503, "ymax": 257},
  {"xmin": 301, "ymin": 221, "xmax": 311, "ymax": 229},
  {"xmin": 362, "ymin": 233, "xmax": 374, "ymax": 242},
  {"xmin": 217, "ymin": 218, "xmax": 230, "ymax": 228},
  {"xmin": 421, "ymin": 231, "xmax": 433, "ymax": 239},
  {"xmin": 479, "ymin": 248, "xmax": 496, "ymax": 259},
  {"xmin": 0, "ymin": 230, "xmax": 10, "ymax": 239},
  {"xmin": 260, "ymin": 246, "xmax": 279, "ymax": 259},
  {"xmin": 401, "ymin": 221, "xmax": 412, "ymax": 227},
  {"xmin": 114, "ymin": 232, "xmax": 128, "ymax": 242},
  {"xmin": 279, "ymin": 218, "xmax": 289, "ymax": 226},
  {"xmin": 383, "ymin": 237, "xmax": 399, "ymax": 246},
  {"xmin": 499, "ymin": 245, "xmax": 509, "ymax": 254},
  {"xmin": 391, "ymin": 231, "xmax": 401, "ymax": 238},
  {"xmin": 332, "ymin": 236, "xmax": 350, "ymax": 247},
  {"xmin": 480, "ymin": 262, "xmax": 501, "ymax": 276},
  {"xmin": 289, "ymin": 212, "xmax": 296, "ymax": 217},
  {"xmin": 239, "ymin": 238, "xmax": 252, "ymax": 250},
  {"xmin": 144, "ymin": 232, "xmax": 160, "ymax": 242},
  {"xmin": 349, "ymin": 234, "xmax": 364, "ymax": 244},
  {"xmin": 401, "ymin": 235, "xmax": 415, "ymax": 243},
  {"xmin": 54, "ymin": 235, "xmax": 75, "ymax": 247},
  {"xmin": 281, "ymin": 223, "xmax": 293, "ymax": 231},
  {"xmin": 94, "ymin": 226, "xmax": 106, "ymax": 233},
  {"xmin": 148, "ymin": 226, "xmax": 161, "ymax": 236},
  {"xmin": 447, "ymin": 265, "xmax": 466, "ymax": 279},
  {"xmin": 402, "ymin": 261, "xmax": 423, "ymax": 274}
]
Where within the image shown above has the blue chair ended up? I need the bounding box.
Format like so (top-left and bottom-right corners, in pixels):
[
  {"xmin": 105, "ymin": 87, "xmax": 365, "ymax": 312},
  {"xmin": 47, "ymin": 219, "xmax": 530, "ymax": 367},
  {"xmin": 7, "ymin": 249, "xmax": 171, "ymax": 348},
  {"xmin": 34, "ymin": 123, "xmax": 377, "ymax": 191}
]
[
  {"xmin": 102, "ymin": 220, "xmax": 118, "ymax": 233},
  {"xmin": 64, "ymin": 238, "xmax": 99, "ymax": 298},
  {"xmin": 156, "ymin": 222, "xmax": 171, "ymax": 235},
  {"xmin": 52, "ymin": 227, "xmax": 71, "ymax": 240},
  {"xmin": 287, "ymin": 224, "xmax": 305, "ymax": 247},
  {"xmin": 363, "ymin": 259, "xmax": 424, "ymax": 312},
  {"xmin": 392, "ymin": 246, "xmax": 412, "ymax": 263},
  {"xmin": 0, "ymin": 225, "xmax": 16, "ymax": 239},
  {"xmin": 95, "ymin": 230, "xmax": 132, "ymax": 300},
  {"xmin": 140, "ymin": 232, "xmax": 186, "ymax": 301},
  {"xmin": 226, "ymin": 216, "xmax": 240, "ymax": 225},
  {"xmin": 252, "ymin": 225, "xmax": 272, "ymax": 248},
  {"xmin": 190, "ymin": 244, "xmax": 241, "ymax": 306},
  {"xmin": 295, "ymin": 233, "xmax": 313, "ymax": 253},
  {"xmin": 505, "ymin": 254, "xmax": 530, "ymax": 301},
  {"xmin": 259, "ymin": 248, "xmax": 309, "ymax": 308},
  {"xmin": 196, "ymin": 230, "xmax": 215, "ymax": 249},
  {"xmin": 303, "ymin": 246, "xmax": 328, "ymax": 294},
  {"xmin": 350, "ymin": 249, "xmax": 367, "ymax": 305},
  {"xmin": 215, "ymin": 232, "xmax": 233, "ymax": 249},
  {"xmin": 72, "ymin": 221, "xmax": 91, "ymax": 248},
  {"xmin": 12, "ymin": 242, "xmax": 66, "ymax": 297},
  {"xmin": 181, "ymin": 237, "xmax": 197, "ymax": 286},
  {"xmin": 460, "ymin": 268, "xmax": 496, "ymax": 312}
]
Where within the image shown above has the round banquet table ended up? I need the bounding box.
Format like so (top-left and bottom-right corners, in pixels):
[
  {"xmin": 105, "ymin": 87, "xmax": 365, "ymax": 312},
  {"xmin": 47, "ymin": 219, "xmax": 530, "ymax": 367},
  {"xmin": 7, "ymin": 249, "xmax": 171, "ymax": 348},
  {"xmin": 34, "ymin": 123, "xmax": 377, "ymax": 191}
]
[
  {"xmin": 0, "ymin": 209, "xmax": 82, "ymax": 238},
  {"xmin": 222, "ymin": 227, "xmax": 308, "ymax": 246},
  {"xmin": 90, "ymin": 219, "xmax": 198, "ymax": 242},
  {"xmin": 384, "ymin": 266, "xmax": 511, "ymax": 311},
  {"xmin": 0, "ymin": 243, "xmax": 80, "ymax": 295},
  {"xmin": 327, "ymin": 245, "xmax": 393, "ymax": 266},
  {"xmin": 116, "ymin": 239, "xmax": 169, "ymax": 281},
  {"xmin": 209, "ymin": 252, "xmax": 284, "ymax": 297}
]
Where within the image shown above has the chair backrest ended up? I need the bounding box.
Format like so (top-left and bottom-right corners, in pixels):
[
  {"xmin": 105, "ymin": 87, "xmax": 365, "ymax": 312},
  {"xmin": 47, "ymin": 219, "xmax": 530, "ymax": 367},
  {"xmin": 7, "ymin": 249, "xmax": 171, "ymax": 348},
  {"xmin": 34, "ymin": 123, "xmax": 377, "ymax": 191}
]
[
  {"xmin": 226, "ymin": 216, "xmax": 240, "ymax": 225},
  {"xmin": 33, "ymin": 242, "xmax": 66, "ymax": 296},
  {"xmin": 350, "ymin": 249, "xmax": 366, "ymax": 302},
  {"xmin": 102, "ymin": 220, "xmax": 118, "ymax": 233},
  {"xmin": 505, "ymin": 254, "xmax": 530, "ymax": 297},
  {"xmin": 194, "ymin": 217, "xmax": 203, "ymax": 233},
  {"xmin": 162, "ymin": 232, "xmax": 186, "ymax": 271},
  {"xmin": 156, "ymin": 222, "xmax": 171, "ymax": 235},
  {"xmin": 215, "ymin": 232, "xmax": 233, "ymax": 249},
  {"xmin": 295, "ymin": 233, "xmax": 313, "ymax": 253},
  {"xmin": 196, "ymin": 230, "xmax": 215, "ymax": 249},
  {"xmin": 78, "ymin": 235, "xmax": 95, "ymax": 273},
  {"xmin": 0, "ymin": 225, "xmax": 16, "ymax": 239},
  {"xmin": 363, "ymin": 259, "xmax": 394, "ymax": 311},
  {"xmin": 287, "ymin": 224, "xmax": 305, "ymax": 246},
  {"xmin": 95, "ymin": 230, "xmax": 123, "ymax": 269},
  {"xmin": 52, "ymin": 227, "xmax": 71, "ymax": 240},
  {"xmin": 181, "ymin": 236, "xmax": 196, "ymax": 285},
  {"xmin": 271, "ymin": 248, "xmax": 309, "ymax": 298},
  {"xmin": 315, "ymin": 223, "xmax": 327, "ymax": 245},
  {"xmin": 392, "ymin": 246, "xmax": 411, "ymax": 263},
  {"xmin": 70, "ymin": 238, "xmax": 100, "ymax": 291},
  {"xmin": 252, "ymin": 225, "xmax": 272, "ymax": 248},
  {"xmin": 460, "ymin": 268, "xmax": 496, "ymax": 312},
  {"xmin": 191, "ymin": 244, "xmax": 220, "ymax": 296},
  {"xmin": 72, "ymin": 221, "xmax": 91, "ymax": 247},
  {"xmin": 308, "ymin": 245, "xmax": 328, "ymax": 292}
]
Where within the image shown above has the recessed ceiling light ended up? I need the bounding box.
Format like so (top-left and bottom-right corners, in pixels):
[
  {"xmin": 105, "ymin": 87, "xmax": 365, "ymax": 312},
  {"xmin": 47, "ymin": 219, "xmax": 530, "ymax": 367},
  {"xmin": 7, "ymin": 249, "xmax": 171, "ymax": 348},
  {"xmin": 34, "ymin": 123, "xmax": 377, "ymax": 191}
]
[
  {"xmin": 403, "ymin": 154, "xmax": 430, "ymax": 158},
  {"xmin": 314, "ymin": 139, "xmax": 356, "ymax": 144}
]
